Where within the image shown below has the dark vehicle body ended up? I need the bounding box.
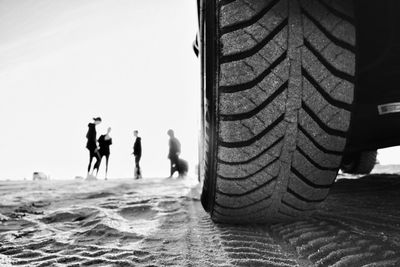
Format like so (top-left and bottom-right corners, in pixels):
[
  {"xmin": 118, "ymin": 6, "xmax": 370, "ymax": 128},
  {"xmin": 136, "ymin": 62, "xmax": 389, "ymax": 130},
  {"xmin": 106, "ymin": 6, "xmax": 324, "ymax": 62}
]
[{"xmin": 348, "ymin": 1, "xmax": 400, "ymax": 152}]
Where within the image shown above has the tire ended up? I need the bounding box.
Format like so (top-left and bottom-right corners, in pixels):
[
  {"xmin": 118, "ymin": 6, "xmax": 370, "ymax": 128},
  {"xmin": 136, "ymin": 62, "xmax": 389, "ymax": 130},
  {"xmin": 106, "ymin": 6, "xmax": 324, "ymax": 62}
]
[
  {"xmin": 341, "ymin": 151, "xmax": 378, "ymax": 175},
  {"xmin": 200, "ymin": 0, "xmax": 356, "ymax": 223}
]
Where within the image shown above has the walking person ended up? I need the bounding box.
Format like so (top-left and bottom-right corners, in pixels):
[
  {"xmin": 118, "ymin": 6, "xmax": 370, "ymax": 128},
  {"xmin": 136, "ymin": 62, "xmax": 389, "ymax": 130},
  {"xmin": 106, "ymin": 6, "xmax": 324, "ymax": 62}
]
[
  {"xmin": 167, "ymin": 129, "xmax": 181, "ymax": 178},
  {"xmin": 97, "ymin": 127, "xmax": 113, "ymax": 179},
  {"xmin": 132, "ymin": 130, "xmax": 142, "ymax": 179},
  {"xmin": 86, "ymin": 117, "xmax": 102, "ymax": 178}
]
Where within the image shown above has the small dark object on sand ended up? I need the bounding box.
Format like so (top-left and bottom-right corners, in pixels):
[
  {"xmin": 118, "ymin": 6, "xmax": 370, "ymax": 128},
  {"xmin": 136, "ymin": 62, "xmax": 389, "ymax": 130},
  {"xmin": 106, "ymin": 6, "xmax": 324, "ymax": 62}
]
[{"xmin": 177, "ymin": 158, "xmax": 188, "ymax": 177}]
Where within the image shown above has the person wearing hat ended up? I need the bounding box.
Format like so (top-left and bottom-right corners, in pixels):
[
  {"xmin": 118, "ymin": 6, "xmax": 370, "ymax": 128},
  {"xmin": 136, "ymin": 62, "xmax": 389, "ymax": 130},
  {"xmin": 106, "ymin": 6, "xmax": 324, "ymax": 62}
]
[{"xmin": 86, "ymin": 117, "xmax": 102, "ymax": 177}]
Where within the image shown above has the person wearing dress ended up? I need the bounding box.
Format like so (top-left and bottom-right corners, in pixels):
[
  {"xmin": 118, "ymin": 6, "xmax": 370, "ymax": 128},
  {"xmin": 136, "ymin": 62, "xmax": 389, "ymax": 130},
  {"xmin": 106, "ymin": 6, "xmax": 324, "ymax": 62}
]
[{"xmin": 97, "ymin": 127, "xmax": 113, "ymax": 179}]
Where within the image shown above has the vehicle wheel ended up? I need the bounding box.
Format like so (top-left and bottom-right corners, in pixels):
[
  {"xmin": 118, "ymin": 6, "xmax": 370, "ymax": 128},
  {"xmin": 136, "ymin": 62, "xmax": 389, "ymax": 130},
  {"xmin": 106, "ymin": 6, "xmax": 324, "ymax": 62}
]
[
  {"xmin": 341, "ymin": 151, "xmax": 378, "ymax": 174},
  {"xmin": 200, "ymin": 0, "xmax": 356, "ymax": 223}
]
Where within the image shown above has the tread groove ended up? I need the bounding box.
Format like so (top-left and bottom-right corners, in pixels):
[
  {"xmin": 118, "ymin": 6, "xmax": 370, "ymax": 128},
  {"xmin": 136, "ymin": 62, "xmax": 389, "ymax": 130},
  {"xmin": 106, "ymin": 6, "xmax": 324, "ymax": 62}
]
[
  {"xmin": 302, "ymin": 68, "xmax": 351, "ymax": 111},
  {"xmin": 218, "ymin": 157, "xmax": 279, "ymax": 181},
  {"xmin": 281, "ymin": 199, "xmax": 307, "ymax": 212},
  {"xmin": 291, "ymin": 167, "xmax": 333, "ymax": 189},
  {"xmin": 218, "ymin": 135, "xmax": 284, "ymax": 165},
  {"xmin": 319, "ymin": 0, "xmax": 355, "ymax": 26},
  {"xmin": 217, "ymin": 175, "xmax": 278, "ymax": 196},
  {"xmin": 220, "ymin": 52, "xmax": 287, "ymax": 93},
  {"xmin": 296, "ymin": 146, "xmax": 338, "ymax": 171},
  {"xmin": 221, "ymin": 81, "xmax": 288, "ymax": 121},
  {"xmin": 298, "ymin": 125, "xmax": 342, "ymax": 155},
  {"xmin": 214, "ymin": 195, "xmax": 272, "ymax": 210},
  {"xmin": 301, "ymin": 7, "xmax": 355, "ymax": 52},
  {"xmin": 303, "ymin": 39, "xmax": 355, "ymax": 83},
  {"xmin": 302, "ymin": 101, "xmax": 347, "ymax": 137},
  {"xmin": 221, "ymin": 0, "xmax": 281, "ymax": 35},
  {"xmin": 221, "ymin": 18, "xmax": 288, "ymax": 63},
  {"xmin": 219, "ymin": 114, "xmax": 285, "ymax": 148},
  {"xmin": 287, "ymin": 187, "xmax": 326, "ymax": 203}
]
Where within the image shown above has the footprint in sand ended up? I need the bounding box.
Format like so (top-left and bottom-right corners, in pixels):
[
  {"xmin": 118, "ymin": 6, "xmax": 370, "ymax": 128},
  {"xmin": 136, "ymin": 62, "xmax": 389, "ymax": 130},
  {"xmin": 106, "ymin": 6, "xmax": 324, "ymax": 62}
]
[
  {"xmin": 156, "ymin": 200, "xmax": 182, "ymax": 213},
  {"xmin": 31, "ymin": 201, "xmax": 51, "ymax": 208},
  {"xmin": 118, "ymin": 205, "xmax": 157, "ymax": 221},
  {"xmin": 99, "ymin": 202, "xmax": 120, "ymax": 209},
  {"xmin": 85, "ymin": 192, "xmax": 115, "ymax": 199},
  {"xmin": 40, "ymin": 208, "xmax": 99, "ymax": 224}
]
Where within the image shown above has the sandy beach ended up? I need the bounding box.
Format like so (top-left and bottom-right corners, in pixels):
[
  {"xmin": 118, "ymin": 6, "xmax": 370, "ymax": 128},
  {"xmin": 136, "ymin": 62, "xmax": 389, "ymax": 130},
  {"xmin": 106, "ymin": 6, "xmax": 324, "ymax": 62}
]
[{"xmin": 1, "ymin": 167, "xmax": 400, "ymax": 266}]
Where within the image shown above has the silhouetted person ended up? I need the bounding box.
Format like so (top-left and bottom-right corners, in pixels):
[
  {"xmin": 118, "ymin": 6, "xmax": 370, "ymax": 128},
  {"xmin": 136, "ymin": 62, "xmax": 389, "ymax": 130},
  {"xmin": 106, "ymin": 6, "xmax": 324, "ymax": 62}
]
[
  {"xmin": 167, "ymin": 129, "xmax": 181, "ymax": 178},
  {"xmin": 86, "ymin": 117, "xmax": 101, "ymax": 177},
  {"xmin": 132, "ymin": 130, "xmax": 142, "ymax": 179},
  {"xmin": 97, "ymin": 127, "xmax": 113, "ymax": 179}
]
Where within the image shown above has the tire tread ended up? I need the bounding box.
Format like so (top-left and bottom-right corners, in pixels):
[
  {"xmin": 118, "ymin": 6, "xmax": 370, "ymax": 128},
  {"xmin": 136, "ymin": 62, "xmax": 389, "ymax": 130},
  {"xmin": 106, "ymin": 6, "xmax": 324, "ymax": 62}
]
[{"xmin": 204, "ymin": 0, "xmax": 355, "ymax": 223}]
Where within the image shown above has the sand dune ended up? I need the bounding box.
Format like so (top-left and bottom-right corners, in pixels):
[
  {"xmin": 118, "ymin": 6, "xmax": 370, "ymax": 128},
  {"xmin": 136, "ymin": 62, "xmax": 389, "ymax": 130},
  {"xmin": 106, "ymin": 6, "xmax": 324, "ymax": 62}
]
[{"xmin": 1, "ymin": 169, "xmax": 400, "ymax": 266}]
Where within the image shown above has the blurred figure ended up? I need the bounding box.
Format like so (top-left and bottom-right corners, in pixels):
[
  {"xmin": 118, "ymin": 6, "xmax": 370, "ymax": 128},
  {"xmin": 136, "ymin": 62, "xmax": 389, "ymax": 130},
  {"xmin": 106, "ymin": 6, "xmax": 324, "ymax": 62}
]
[
  {"xmin": 86, "ymin": 117, "xmax": 102, "ymax": 177},
  {"xmin": 132, "ymin": 130, "xmax": 142, "ymax": 179},
  {"xmin": 167, "ymin": 129, "xmax": 181, "ymax": 178},
  {"xmin": 97, "ymin": 127, "xmax": 113, "ymax": 179}
]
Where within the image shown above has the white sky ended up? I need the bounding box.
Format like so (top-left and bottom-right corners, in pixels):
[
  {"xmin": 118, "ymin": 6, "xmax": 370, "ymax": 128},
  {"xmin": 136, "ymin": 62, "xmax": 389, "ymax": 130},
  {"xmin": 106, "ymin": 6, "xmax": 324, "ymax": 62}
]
[
  {"xmin": 0, "ymin": 0, "xmax": 398, "ymax": 180},
  {"xmin": 0, "ymin": 0, "xmax": 200, "ymax": 179}
]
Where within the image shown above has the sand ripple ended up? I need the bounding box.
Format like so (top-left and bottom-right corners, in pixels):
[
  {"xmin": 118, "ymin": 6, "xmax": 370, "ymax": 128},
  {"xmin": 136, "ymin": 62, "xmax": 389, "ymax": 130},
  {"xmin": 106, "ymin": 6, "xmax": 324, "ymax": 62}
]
[{"xmin": 1, "ymin": 175, "xmax": 400, "ymax": 266}]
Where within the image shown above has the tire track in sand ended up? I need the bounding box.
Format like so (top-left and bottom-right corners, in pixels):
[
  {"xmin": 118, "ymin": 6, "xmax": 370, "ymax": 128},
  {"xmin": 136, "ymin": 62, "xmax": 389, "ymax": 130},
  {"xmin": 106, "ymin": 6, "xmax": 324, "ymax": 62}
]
[
  {"xmin": 140, "ymin": 198, "xmax": 307, "ymax": 266},
  {"xmin": 271, "ymin": 174, "xmax": 400, "ymax": 267}
]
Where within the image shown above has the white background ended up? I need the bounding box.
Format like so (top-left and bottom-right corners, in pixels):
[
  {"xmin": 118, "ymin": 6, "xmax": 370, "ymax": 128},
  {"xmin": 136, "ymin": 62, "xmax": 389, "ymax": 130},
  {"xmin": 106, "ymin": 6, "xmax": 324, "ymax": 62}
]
[{"xmin": 0, "ymin": 0, "xmax": 200, "ymax": 179}]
